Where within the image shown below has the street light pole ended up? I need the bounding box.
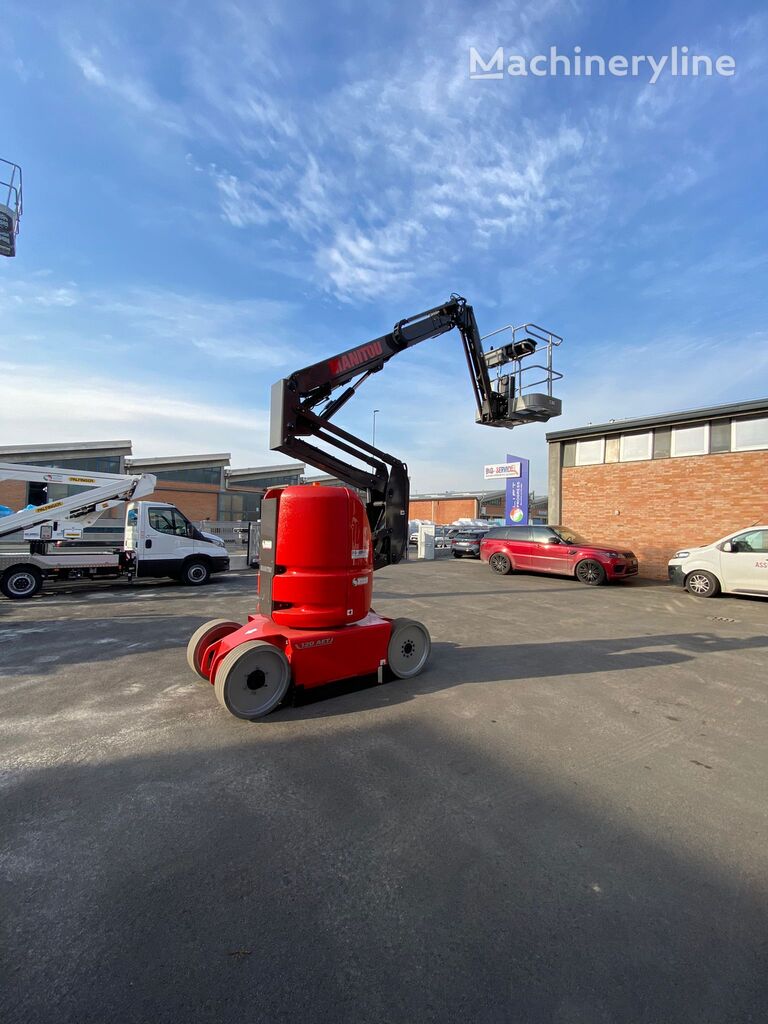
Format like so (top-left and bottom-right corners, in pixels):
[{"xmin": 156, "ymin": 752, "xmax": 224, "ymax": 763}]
[{"xmin": 372, "ymin": 409, "xmax": 380, "ymax": 448}]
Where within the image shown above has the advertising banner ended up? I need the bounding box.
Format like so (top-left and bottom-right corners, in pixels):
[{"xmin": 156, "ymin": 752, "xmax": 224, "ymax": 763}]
[
  {"xmin": 504, "ymin": 454, "xmax": 529, "ymax": 525},
  {"xmin": 484, "ymin": 462, "xmax": 521, "ymax": 479}
]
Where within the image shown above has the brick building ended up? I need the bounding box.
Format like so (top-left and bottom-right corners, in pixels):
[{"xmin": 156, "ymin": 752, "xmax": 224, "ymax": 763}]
[
  {"xmin": 125, "ymin": 453, "xmax": 231, "ymax": 522},
  {"xmin": 408, "ymin": 491, "xmax": 548, "ymax": 524},
  {"xmin": 409, "ymin": 491, "xmax": 501, "ymax": 523},
  {"xmin": 546, "ymin": 398, "xmax": 768, "ymax": 578}
]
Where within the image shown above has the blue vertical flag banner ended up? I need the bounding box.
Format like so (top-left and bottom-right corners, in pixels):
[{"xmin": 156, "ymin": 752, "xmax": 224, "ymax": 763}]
[{"xmin": 505, "ymin": 454, "xmax": 529, "ymax": 525}]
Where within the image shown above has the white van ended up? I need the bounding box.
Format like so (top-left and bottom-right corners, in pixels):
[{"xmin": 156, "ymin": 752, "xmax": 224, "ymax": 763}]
[
  {"xmin": 0, "ymin": 501, "xmax": 229, "ymax": 599},
  {"xmin": 668, "ymin": 525, "xmax": 768, "ymax": 598}
]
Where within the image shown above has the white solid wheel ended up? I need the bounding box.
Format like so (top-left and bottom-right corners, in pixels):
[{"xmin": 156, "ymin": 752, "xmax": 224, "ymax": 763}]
[
  {"xmin": 186, "ymin": 619, "xmax": 241, "ymax": 680},
  {"xmin": 387, "ymin": 618, "xmax": 431, "ymax": 679},
  {"xmin": 214, "ymin": 640, "xmax": 291, "ymax": 720}
]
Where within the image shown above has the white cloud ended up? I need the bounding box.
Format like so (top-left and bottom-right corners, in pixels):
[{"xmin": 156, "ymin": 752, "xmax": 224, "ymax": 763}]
[
  {"xmin": 56, "ymin": 1, "xmax": 763, "ymax": 304},
  {"xmin": 68, "ymin": 44, "xmax": 189, "ymax": 134},
  {"xmin": 54, "ymin": 3, "xmax": 606, "ymax": 301},
  {"xmin": 0, "ymin": 361, "xmax": 270, "ymax": 467},
  {"xmin": 0, "ymin": 273, "xmax": 307, "ymax": 467},
  {"xmin": 0, "ymin": 277, "xmax": 299, "ymax": 368},
  {"xmin": 8, "ymin": 1, "xmax": 763, "ymax": 494}
]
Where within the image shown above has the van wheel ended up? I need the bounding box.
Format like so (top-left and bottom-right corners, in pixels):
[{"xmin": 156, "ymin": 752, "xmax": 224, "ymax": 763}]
[
  {"xmin": 182, "ymin": 559, "xmax": 210, "ymax": 586},
  {"xmin": 1, "ymin": 566, "xmax": 43, "ymax": 599},
  {"xmin": 489, "ymin": 552, "xmax": 512, "ymax": 575},
  {"xmin": 575, "ymin": 559, "xmax": 606, "ymax": 586},
  {"xmin": 685, "ymin": 570, "xmax": 720, "ymax": 598}
]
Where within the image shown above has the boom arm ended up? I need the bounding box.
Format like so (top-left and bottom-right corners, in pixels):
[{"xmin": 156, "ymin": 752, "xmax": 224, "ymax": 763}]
[
  {"xmin": 0, "ymin": 463, "xmax": 157, "ymax": 540},
  {"xmin": 270, "ymin": 294, "xmax": 560, "ymax": 569}
]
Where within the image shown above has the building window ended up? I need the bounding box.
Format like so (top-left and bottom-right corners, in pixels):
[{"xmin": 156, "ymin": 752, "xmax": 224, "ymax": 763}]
[
  {"xmin": 604, "ymin": 437, "xmax": 620, "ymax": 463},
  {"xmin": 217, "ymin": 491, "xmax": 261, "ymax": 522},
  {"xmin": 653, "ymin": 429, "xmax": 672, "ymax": 459},
  {"xmin": 671, "ymin": 424, "xmax": 709, "ymax": 457},
  {"xmin": 575, "ymin": 438, "xmax": 605, "ymax": 466},
  {"xmin": 218, "ymin": 493, "xmax": 244, "ymax": 521},
  {"xmin": 732, "ymin": 416, "xmax": 768, "ymax": 452},
  {"xmin": 710, "ymin": 420, "xmax": 731, "ymax": 454},
  {"xmin": 154, "ymin": 467, "xmax": 222, "ymax": 484},
  {"xmin": 232, "ymin": 473, "xmax": 301, "ymax": 489},
  {"xmin": 619, "ymin": 432, "xmax": 652, "ymax": 462},
  {"xmin": 28, "ymin": 456, "xmax": 122, "ymax": 474}
]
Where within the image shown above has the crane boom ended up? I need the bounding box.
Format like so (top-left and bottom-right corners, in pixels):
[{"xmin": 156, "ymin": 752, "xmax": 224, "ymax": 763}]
[
  {"xmin": 269, "ymin": 294, "xmax": 562, "ymax": 570},
  {"xmin": 0, "ymin": 463, "xmax": 157, "ymax": 539}
]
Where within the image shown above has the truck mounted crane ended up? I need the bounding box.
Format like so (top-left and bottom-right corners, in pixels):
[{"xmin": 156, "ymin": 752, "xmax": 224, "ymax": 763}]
[
  {"xmin": 0, "ymin": 463, "xmax": 229, "ymax": 598},
  {"xmin": 186, "ymin": 294, "xmax": 563, "ymax": 720}
]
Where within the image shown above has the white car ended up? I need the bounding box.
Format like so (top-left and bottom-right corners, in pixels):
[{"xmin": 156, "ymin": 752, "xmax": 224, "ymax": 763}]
[{"xmin": 668, "ymin": 525, "xmax": 768, "ymax": 598}]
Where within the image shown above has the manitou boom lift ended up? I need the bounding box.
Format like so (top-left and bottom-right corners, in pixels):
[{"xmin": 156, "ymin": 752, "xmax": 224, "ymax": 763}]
[
  {"xmin": 0, "ymin": 463, "xmax": 229, "ymax": 598},
  {"xmin": 187, "ymin": 294, "xmax": 562, "ymax": 720}
]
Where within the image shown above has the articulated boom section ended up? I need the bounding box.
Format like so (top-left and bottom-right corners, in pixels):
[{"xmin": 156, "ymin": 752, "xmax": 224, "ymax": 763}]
[
  {"xmin": 269, "ymin": 295, "xmax": 562, "ymax": 569},
  {"xmin": 0, "ymin": 463, "xmax": 157, "ymax": 540}
]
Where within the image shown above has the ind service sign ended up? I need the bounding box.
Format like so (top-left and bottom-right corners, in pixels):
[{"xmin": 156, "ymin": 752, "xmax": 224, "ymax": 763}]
[{"xmin": 484, "ymin": 455, "xmax": 529, "ymax": 524}]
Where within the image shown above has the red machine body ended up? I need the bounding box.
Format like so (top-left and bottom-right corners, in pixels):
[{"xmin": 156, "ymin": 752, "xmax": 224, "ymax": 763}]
[
  {"xmin": 264, "ymin": 485, "xmax": 374, "ymax": 628},
  {"xmin": 186, "ymin": 486, "xmax": 428, "ymax": 719},
  {"xmin": 204, "ymin": 611, "xmax": 392, "ymax": 691},
  {"xmin": 195, "ymin": 486, "xmax": 390, "ymax": 693}
]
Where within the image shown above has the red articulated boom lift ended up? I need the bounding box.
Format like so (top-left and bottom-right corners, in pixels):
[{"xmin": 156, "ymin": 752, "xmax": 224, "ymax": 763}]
[{"xmin": 187, "ymin": 294, "xmax": 563, "ymax": 720}]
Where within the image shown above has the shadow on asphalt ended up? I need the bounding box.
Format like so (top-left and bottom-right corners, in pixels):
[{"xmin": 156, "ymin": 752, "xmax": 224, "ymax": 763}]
[
  {"xmin": 3, "ymin": 720, "xmax": 766, "ymax": 1024},
  {"xmin": 0, "ymin": 575, "xmax": 254, "ymax": 613},
  {"xmin": 274, "ymin": 630, "xmax": 768, "ymax": 721},
  {"xmin": 0, "ymin": 615, "xmax": 208, "ymax": 675}
]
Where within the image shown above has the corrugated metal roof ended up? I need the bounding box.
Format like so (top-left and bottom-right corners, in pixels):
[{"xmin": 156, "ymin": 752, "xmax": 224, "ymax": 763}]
[
  {"xmin": 228, "ymin": 463, "xmax": 305, "ymax": 478},
  {"xmin": 411, "ymin": 491, "xmax": 505, "ymax": 501},
  {"xmin": 0, "ymin": 439, "xmax": 131, "ymax": 456},
  {"xmin": 127, "ymin": 453, "xmax": 230, "ymax": 468}
]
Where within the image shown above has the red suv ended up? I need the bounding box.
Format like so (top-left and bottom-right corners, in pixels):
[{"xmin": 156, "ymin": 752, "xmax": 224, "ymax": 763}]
[{"xmin": 480, "ymin": 525, "xmax": 638, "ymax": 586}]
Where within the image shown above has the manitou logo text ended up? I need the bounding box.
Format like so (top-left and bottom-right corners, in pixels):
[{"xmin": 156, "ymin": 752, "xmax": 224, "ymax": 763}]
[{"xmin": 329, "ymin": 340, "xmax": 384, "ymax": 376}]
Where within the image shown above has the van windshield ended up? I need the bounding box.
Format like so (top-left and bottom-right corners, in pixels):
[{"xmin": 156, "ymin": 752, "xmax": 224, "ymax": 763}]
[{"xmin": 554, "ymin": 526, "xmax": 589, "ymax": 545}]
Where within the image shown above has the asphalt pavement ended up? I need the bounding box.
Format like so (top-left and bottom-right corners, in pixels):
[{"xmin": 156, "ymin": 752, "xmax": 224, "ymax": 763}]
[{"xmin": 2, "ymin": 560, "xmax": 767, "ymax": 1023}]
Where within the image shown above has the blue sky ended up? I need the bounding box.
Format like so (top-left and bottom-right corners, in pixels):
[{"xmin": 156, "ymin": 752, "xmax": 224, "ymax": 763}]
[{"xmin": 1, "ymin": 0, "xmax": 767, "ymax": 494}]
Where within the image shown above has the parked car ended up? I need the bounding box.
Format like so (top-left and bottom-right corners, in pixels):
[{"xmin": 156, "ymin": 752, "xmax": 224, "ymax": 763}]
[
  {"xmin": 668, "ymin": 525, "xmax": 768, "ymax": 598},
  {"xmin": 451, "ymin": 529, "xmax": 489, "ymax": 559},
  {"xmin": 480, "ymin": 525, "xmax": 638, "ymax": 585}
]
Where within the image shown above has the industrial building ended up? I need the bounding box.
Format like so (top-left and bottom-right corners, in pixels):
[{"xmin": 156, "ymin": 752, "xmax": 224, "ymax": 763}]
[
  {"xmin": 0, "ymin": 440, "xmax": 308, "ymax": 525},
  {"xmin": 547, "ymin": 398, "xmax": 768, "ymax": 578},
  {"xmin": 409, "ymin": 492, "xmax": 548, "ymax": 524},
  {"xmin": 0, "ymin": 440, "xmax": 551, "ymax": 530}
]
